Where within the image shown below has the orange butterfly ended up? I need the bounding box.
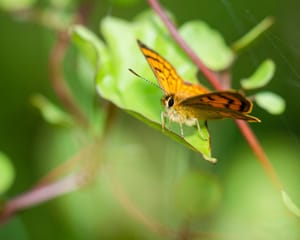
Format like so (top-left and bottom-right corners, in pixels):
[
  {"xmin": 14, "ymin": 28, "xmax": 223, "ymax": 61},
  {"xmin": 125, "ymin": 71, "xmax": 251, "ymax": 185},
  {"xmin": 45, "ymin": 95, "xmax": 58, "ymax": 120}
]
[{"xmin": 133, "ymin": 40, "xmax": 260, "ymax": 137}]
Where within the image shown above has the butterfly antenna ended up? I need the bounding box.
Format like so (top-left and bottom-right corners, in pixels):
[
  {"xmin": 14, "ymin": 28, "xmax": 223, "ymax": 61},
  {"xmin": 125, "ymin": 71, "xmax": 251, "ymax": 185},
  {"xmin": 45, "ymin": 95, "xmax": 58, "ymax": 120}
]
[{"xmin": 128, "ymin": 68, "xmax": 162, "ymax": 91}]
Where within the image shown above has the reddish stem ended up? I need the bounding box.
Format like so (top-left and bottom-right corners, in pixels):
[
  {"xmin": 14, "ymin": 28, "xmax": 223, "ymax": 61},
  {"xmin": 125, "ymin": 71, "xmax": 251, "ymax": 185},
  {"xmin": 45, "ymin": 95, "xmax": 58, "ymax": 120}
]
[
  {"xmin": 148, "ymin": 0, "xmax": 222, "ymax": 91},
  {"xmin": 236, "ymin": 120, "xmax": 282, "ymax": 190},
  {"xmin": 147, "ymin": 0, "xmax": 282, "ymax": 191},
  {"xmin": 49, "ymin": 31, "xmax": 89, "ymax": 128},
  {"xmin": 0, "ymin": 174, "xmax": 82, "ymax": 225}
]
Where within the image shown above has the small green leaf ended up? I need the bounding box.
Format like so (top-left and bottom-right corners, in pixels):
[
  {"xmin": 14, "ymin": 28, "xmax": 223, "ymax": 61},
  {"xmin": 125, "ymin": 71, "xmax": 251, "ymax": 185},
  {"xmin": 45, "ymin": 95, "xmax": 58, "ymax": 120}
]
[
  {"xmin": 281, "ymin": 190, "xmax": 300, "ymax": 217},
  {"xmin": 255, "ymin": 91, "xmax": 285, "ymax": 115},
  {"xmin": 0, "ymin": 0, "xmax": 36, "ymax": 11},
  {"xmin": 180, "ymin": 21, "xmax": 234, "ymax": 71},
  {"xmin": 174, "ymin": 171, "xmax": 221, "ymax": 218},
  {"xmin": 232, "ymin": 17, "xmax": 274, "ymax": 52},
  {"xmin": 0, "ymin": 152, "xmax": 15, "ymax": 194},
  {"xmin": 241, "ymin": 59, "xmax": 275, "ymax": 90},
  {"xmin": 31, "ymin": 94, "xmax": 74, "ymax": 126},
  {"xmin": 71, "ymin": 25, "xmax": 106, "ymax": 67}
]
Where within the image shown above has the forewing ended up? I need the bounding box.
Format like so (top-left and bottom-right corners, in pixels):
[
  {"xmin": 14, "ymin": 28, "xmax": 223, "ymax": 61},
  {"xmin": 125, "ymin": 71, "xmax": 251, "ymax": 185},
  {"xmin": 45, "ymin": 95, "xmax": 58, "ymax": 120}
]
[{"xmin": 137, "ymin": 40, "xmax": 184, "ymax": 94}]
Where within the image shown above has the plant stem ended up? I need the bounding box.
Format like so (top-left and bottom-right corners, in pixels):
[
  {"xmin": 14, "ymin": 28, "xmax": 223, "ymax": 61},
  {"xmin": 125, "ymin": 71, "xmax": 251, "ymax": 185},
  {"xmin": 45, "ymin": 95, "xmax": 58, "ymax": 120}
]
[
  {"xmin": 147, "ymin": 0, "xmax": 282, "ymax": 191},
  {"xmin": 109, "ymin": 169, "xmax": 172, "ymax": 237},
  {"xmin": 236, "ymin": 120, "xmax": 282, "ymax": 190},
  {"xmin": 147, "ymin": 0, "xmax": 222, "ymax": 91},
  {"xmin": 49, "ymin": 31, "xmax": 89, "ymax": 128},
  {"xmin": 0, "ymin": 173, "xmax": 82, "ymax": 225}
]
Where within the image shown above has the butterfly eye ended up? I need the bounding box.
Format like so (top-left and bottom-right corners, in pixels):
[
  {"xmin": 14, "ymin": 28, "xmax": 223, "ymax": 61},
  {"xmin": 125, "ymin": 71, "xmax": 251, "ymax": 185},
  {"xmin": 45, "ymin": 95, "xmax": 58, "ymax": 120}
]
[{"xmin": 167, "ymin": 97, "xmax": 174, "ymax": 108}]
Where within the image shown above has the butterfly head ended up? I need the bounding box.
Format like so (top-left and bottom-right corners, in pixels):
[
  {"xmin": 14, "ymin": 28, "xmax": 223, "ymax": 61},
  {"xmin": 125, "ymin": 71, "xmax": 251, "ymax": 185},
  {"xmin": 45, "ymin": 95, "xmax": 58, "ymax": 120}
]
[{"xmin": 161, "ymin": 94, "xmax": 175, "ymax": 109}]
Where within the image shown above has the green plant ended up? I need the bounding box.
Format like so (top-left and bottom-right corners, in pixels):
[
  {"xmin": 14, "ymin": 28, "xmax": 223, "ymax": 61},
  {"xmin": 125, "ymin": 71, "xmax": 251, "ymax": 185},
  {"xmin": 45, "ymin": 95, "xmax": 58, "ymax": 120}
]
[{"xmin": 0, "ymin": 0, "xmax": 299, "ymax": 239}]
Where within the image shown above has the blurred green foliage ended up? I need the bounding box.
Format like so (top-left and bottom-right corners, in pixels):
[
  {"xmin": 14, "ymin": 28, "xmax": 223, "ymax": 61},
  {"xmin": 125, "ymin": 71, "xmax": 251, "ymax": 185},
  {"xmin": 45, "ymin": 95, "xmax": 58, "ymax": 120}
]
[
  {"xmin": 0, "ymin": 152, "xmax": 15, "ymax": 194},
  {"xmin": 0, "ymin": 0, "xmax": 300, "ymax": 239}
]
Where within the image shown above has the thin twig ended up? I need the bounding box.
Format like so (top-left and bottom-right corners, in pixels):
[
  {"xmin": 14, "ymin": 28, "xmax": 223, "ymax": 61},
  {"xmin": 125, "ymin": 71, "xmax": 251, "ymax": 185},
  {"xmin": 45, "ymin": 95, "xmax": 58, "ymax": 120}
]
[
  {"xmin": 109, "ymin": 168, "xmax": 172, "ymax": 237},
  {"xmin": 34, "ymin": 142, "xmax": 97, "ymax": 188},
  {"xmin": 49, "ymin": 31, "xmax": 89, "ymax": 128},
  {"xmin": 10, "ymin": 6, "xmax": 90, "ymax": 128},
  {"xmin": 109, "ymin": 167, "xmax": 239, "ymax": 240},
  {"xmin": 48, "ymin": 0, "xmax": 96, "ymax": 129},
  {"xmin": 9, "ymin": 6, "xmax": 89, "ymax": 127},
  {"xmin": 0, "ymin": 173, "xmax": 83, "ymax": 225},
  {"xmin": 235, "ymin": 120, "xmax": 282, "ymax": 189},
  {"xmin": 147, "ymin": 0, "xmax": 283, "ymax": 191},
  {"xmin": 0, "ymin": 140, "xmax": 100, "ymax": 225}
]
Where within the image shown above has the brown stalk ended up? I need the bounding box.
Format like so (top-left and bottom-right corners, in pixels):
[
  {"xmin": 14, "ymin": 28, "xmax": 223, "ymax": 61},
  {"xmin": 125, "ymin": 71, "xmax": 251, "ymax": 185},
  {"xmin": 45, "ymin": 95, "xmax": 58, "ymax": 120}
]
[
  {"xmin": 0, "ymin": 173, "xmax": 83, "ymax": 225},
  {"xmin": 49, "ymin": 31, "xmax": 89, "ymax": 128}
]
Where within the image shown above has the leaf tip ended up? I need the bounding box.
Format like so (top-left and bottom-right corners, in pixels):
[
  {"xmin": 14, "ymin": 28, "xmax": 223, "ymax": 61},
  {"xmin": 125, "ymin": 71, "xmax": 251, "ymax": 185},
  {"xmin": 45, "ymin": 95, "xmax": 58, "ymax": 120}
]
[{"xmin": 281, "ymin": 190, "xmax": 300, "ymax": 217}]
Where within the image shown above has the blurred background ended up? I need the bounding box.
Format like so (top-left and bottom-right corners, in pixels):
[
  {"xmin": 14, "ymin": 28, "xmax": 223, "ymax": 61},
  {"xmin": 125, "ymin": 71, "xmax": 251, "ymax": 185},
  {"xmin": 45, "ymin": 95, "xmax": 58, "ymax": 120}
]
[{"xmin": 0, "ymin": 0, "xmax": 300, "ymax": 239}]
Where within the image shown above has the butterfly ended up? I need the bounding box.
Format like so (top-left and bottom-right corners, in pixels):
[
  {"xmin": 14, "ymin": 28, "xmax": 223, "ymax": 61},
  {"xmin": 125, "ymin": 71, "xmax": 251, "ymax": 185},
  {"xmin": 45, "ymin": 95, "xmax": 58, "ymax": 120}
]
[{"xmin": 132, "ymin": 40, "xmax": 260, "ymax": 138}]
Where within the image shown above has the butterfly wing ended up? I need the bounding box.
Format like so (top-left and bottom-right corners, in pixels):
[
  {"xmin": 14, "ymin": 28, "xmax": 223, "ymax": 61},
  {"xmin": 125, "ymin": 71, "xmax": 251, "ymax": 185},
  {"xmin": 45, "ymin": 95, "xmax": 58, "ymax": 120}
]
[
  {"xmin": 178, "ymin": 81, "xmax": 209, "ymax": 98},
  {"xmin": 180, "ymin": 91, "xmax": 260, "ymax": 122},
  {"xmin": 137, "ymin": 40, "xmax": 208, "ymax": 96},
  {"xmin": 137, "ymin": 40, "xmax": 183, "ymax": 94}
]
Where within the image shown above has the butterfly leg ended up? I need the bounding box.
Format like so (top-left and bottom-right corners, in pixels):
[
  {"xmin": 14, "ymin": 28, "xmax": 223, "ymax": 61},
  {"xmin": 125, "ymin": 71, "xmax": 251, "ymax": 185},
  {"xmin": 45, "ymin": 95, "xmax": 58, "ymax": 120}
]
[
  {"xmin": 179, "ymin": 122, "xmax": 184, "ymax": 138},
  {"xmin": 196, "ymin": 120, "xmax": 208, "ymax": 141},
  {"xmin": 161, "ymin": 112, "xmax": 167, "ymax": 133}
]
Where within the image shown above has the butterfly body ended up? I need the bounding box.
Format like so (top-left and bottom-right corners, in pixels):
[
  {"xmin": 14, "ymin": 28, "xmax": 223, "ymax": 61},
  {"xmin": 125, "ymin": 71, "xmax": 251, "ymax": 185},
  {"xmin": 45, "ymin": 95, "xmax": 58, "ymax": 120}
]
[
  {"xmin": 162, "ymin": 94, "xmax": 198, "ymax": 126},
  {"xmin": 136, "ymin": 40, "xmax": 260, "ymax": 137}
]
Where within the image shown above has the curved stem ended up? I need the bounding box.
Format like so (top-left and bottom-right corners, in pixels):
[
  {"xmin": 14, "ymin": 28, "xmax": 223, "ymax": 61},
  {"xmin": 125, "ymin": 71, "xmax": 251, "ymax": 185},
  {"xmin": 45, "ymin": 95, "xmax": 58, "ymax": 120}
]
[
  {"xmin": 109, "ymin": 166, "xmax": 239, "ymax": 239},
  {"xmin": 147, "ymin": 0, "xmax": 283, "ymax": 191},
  {"xmin": 109, "ymin": 169, "xmax": 172, "ymax": 237},
  {"xmin": 48, "ymin": 0, "xmax": 95, "ymax": 128},
  {"xmin": 49, "ymin": 31, "xmax": 89, "ymax": 128}
]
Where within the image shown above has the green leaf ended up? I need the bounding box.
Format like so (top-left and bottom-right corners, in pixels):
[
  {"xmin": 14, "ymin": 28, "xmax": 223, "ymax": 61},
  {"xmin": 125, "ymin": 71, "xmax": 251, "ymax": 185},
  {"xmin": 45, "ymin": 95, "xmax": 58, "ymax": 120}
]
[
  {"xmin": 174, "ymin": 171, "xmax": 221, "ymax": 218},
  {"xmin": 180, "ymin": 20, "xmax": 234, "ymax": 71},
  {"xmin": 241, "ymin": 59, "xmax": 275, "ymax": 90},
  {"xmin": 71, "ymin": 25, "xmax": 106, "ymax": 68},
  {"xmin": 232, "ymin": 17, "xmax": 274, "ymax": 52},
  {"xmin": 0, "ymin": 0, "xmax": 36, "ymax": 11},
  {"xmin": 71, "ymin": 12, "xmax": 220, "ymax": 162},
  {"xmin": 0, "ymin": 152, "xmax": 15, "ymax": 194},
  {"xmin": 281, "ymin": 191, "xmax": 300, "ymax": 217},
  {"xmin": 255, "ymin": 91, "xmax": 285, "ymax": 115},
  {"xmin": 31, "ymin": 94, "xmax": 74, "ymax": 126},
  {"xmin": 129, "ymin": 110, "xmax": 215, "ymax": 163}
]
